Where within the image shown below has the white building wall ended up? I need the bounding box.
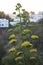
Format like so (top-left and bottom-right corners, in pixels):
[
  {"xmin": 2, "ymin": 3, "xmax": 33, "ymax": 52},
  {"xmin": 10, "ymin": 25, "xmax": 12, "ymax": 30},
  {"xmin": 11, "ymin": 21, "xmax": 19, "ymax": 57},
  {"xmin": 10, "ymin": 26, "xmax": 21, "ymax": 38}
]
[
  {"xmin": 10, "ymin": 17, "xmax": 23, "ymax": 26},
  {"xmin": 0, "ymin": 19, "xmax": 9, "ymax": 27},
  {"xmin": 29, "ymin": 14, "xmax": 43, "ymax": 22}
]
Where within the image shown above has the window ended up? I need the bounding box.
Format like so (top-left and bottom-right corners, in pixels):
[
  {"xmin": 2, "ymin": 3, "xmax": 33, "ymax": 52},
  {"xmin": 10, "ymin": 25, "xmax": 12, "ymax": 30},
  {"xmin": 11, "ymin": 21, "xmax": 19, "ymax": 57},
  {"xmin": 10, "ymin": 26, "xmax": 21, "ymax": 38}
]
[{"xmin": 2, "ymin": 24, "xmax": 4, "ymax": 26}]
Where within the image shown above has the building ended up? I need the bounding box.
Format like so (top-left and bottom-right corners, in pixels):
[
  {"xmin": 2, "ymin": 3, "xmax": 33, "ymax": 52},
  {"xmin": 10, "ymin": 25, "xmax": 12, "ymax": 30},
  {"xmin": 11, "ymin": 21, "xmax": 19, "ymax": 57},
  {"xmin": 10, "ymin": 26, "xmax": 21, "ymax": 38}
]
[
  {"xmin": 9, "ymin": 12, "xmax": 43, "ymax": 26},
  {"xmin": 10, "ymin": 17, "xmax": 23, "ymax": 26},
  {"xmin": 0, "ymin": 19, "xmax": 9, "ymax": 28},
  {"xmin": 29, "ymin": 13, "xmax": 43, "ymax": 22}
]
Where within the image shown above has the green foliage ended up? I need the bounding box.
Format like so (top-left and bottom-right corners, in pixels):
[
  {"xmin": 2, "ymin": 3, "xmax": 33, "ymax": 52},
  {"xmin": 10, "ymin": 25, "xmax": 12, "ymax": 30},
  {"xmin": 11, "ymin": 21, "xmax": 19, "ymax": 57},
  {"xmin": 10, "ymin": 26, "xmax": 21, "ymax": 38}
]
[
  {"xmin": 15, "ymin": 3, "xmax": 22, "ymax": 11},
  {"xmin": 8, "ymin": 29, "xmax": 13, "ymax": 32},
  {"xmin": 9, "ymin": 39, "xmax": 17, "ymax": 44},
  {"xmin": 2, "ymin": 41, "xmax": 41, "ymax": 65},
  {"xmin": 14, "ymin": 23, "xmax": 21, "ymax": 27},
  {"xmin": 2, "ymin": 55, "xmax": 16, "ymax": 65},
  {"xmin": 0, "ymin": 43, "xmax": 6, "ymax": 59},
  {"xmin": 9, "ymin": 34, "xmax": 16, "ymax": 39},
  {"xmin": 22, "ymin": 10, "xmax": 29, "ymax": 23},
  {"xmin": 10, "ymin": 18, "xmax": 14, "ymax": 22},
  {"xmin": 13, "ymin": 12, "xmax": 16, "ymax": 14},
  {"xmin": 22, "ymin": 29, "xmax": 31, "ymax": 35},
  {"xmin": 8, "ymin": 47, "xmax": 15, "ymax": 52},
  {"xmin": 0, "ymin": 3, "xmax": 43, "ymax": 65},
  {"xmin": 0, "ymin": 48, "xmax": 5, "ymax": 59},
  {"xmin": 0, "ymin": 42, "xmax": 6, "ymax": 65},
  {"xmin": 28, "ymin": 24, "xmax": 34, "ymax": 28},
  {"xmin": 38, "ymin": 18, "xmax": 43, "ymax": 24}
]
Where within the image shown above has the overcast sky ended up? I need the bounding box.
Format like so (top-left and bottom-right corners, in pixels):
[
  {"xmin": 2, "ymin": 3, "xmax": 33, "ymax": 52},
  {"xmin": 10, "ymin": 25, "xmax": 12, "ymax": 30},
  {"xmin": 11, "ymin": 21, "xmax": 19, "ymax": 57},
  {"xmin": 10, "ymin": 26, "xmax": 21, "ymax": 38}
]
[{"xmin": 0, "ymin": 0, "xmax": 43, "ymax": 14}]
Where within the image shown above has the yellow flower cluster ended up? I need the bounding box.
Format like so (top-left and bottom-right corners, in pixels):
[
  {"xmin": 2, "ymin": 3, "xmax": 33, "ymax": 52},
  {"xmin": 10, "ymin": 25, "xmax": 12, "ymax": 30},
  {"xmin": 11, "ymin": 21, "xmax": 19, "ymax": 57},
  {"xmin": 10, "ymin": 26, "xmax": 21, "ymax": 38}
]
[
  {"xmin": 15, "ymin": 57, "xmax": 23, "ymax": 61},
  {"xmin": 28, "ymin": 24, "xmax": 34, "ymax": 27},
  {"xmin": 8, "ymin": 29, "xmax": 12, "ymax": 32},
  {"xmin": 31, "ymin": 35, "xmax": 39, "ymax": 39},
  {"xmin": 16, "ymin": 52, "xmax": 23, "ymax": 56},
  {"xmin": 9, "ymin": 34, "xmax": 16, "ymax": 39},
  {"xmin": 23, "ymin": 29, "xmax": 30, "ymax": 33},
  {"xmin": 30, "ymin": 49, "xmax": 37, "ymax": 53},
  {"xmin": 21, "ymin": 41, "xmax": 32, "ymax": 47},
  {"xmin": 19, "ymin": 62, "xmax": 22, "ymax": 64},
  {"xmin": 9, "ymin": 39, "xmax": 17, "ymax": 44},
  {"xmin": 30, "ymin": 56, "xmax": 36, "ymax": 59},
  {"xmin": 9, "ymin": 48, "xmax": 15, "ymax": 52}
]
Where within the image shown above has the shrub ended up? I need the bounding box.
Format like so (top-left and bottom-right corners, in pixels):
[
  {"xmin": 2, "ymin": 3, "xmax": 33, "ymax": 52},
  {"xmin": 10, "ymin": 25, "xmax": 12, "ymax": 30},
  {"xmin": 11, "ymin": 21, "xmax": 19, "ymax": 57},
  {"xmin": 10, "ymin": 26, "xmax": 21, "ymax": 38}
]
[
  {"xmin": 14, "ymin": 23, "xmax": 21, "ymax": 27},
  {"xmin": 2, "ymin": 42, "xmax": 41, "ymax": 65},
  {"xmin": 28, "ymin": 24, "xmax": 34, "ymax": 28}
]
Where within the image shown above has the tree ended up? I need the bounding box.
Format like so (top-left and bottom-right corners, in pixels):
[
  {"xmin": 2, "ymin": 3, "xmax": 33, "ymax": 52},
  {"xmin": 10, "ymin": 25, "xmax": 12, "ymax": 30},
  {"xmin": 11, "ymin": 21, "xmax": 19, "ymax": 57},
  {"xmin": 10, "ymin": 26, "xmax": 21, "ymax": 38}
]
[
  {"xmin": 30, "ymin": 11, "xmax": 35, "ymax": 15},
  {"xmin": 0, "ymin": 11, "xmax": 5, "ymax": 18},
  {"xmin": 5, "ymin": 15, "xmax": 10, "ymax": 20},
  {"xmin": 0, "ymin": 11, "xmax": 11, "ymax": 21},
  {"xmin": 10, "ymin": 18, "xmax": 14, "ymax": 22},
  {"xmin": 22, "ymin": 10, "xmax": 29, "ymax": 25}
]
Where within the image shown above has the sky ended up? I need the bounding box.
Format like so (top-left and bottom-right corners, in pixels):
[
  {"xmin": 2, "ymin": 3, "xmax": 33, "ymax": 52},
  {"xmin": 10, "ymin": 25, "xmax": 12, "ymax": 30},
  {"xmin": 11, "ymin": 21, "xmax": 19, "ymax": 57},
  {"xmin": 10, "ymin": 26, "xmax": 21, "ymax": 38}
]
[{"xmin": 0, "ymin": 0, "xmax": 43, "ymax": 14}]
